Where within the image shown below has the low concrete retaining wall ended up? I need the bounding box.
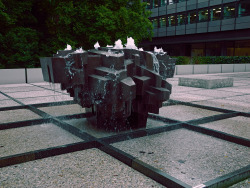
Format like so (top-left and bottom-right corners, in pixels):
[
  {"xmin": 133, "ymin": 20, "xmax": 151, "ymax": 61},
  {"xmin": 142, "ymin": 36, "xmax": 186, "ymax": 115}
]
[
  {"xmin": 0, "ymin": 68, "xmax": 44, "ymax": 85},
  {"xmin": 0, "ymin": 64, "xmax": 250, "ymax": 84},
  {"xmin": 175, "ymin": 64, "xmax": 250, "ymax": 75}
]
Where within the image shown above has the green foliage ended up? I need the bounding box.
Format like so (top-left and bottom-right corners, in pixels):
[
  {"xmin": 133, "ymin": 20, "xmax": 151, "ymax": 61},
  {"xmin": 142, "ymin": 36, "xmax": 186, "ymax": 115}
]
[
  {"xmin": 0, "ymin": 0, "xmax": 153, "ymax": 68},
  {"xmin": 174, "ymin": 56, "xmax": 191, "ymax": 65},
  {"xmin": 192, "ymin": 56, "xmax": 250, "ymax": 65}
]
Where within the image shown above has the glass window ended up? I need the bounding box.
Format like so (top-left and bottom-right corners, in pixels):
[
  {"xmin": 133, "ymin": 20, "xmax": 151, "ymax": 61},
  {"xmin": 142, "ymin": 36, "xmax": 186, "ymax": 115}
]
[
  {"xmin": 152, "ymin": 18, "xmax": 159, "ymax": 28},
  {"xmin": 160, "ymin": 0, "xmax": 167, "ymax": 7},
  {"xmin": 168, "ymin": 0, "xmax": 178, "ymax": 5},
  {"xmin": 239, "ymin": 1, "xmax": 250, "ymax": 17},
  {"xmin": 210, "ymin": 7, "xmax": 221, "ymax": 21},
  {"xmin": 143, "ymin": 0, "xmax": 151, "ymax": 9},
  {"xmin": 152, "ymin": 0, "xmax": 158, "ymax": 8},
  {"xmin": 198, "ymin": 9, "xmax": 209, "ymax": 22},
  {"xmin": 179, "ymin": 0, "xmax": 186, "ymax": 2},
  {"xmin": 168, "ymin": 15, "xmax": 176, "ymax": 26},
  {"xmin": 224, "ymin": 4, "xmax": 236, "ymax": 19},
  {"xmin": 159, "ymin": 16, "xmax": 167, "ymax": 27},
  {"xmin": 177, "ymin": 14, "xmax": 186, "ymax": 25},
  {"xmin": 188, "ymin": 11, "xmax": 197, "ymax": 24}
]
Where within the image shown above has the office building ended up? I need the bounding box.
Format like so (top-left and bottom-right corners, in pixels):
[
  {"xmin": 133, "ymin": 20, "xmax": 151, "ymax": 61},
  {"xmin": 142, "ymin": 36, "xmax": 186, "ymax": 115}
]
[{"xmin": 141, "ymin": 0, "xmax": 250, "ymax": 56}]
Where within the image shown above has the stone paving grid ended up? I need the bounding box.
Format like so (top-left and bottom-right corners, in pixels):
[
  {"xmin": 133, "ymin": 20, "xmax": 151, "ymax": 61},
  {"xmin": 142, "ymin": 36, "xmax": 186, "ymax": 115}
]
[{"xmin": 0, "ymin": 72, "xmax": 249, "ymax": 187}]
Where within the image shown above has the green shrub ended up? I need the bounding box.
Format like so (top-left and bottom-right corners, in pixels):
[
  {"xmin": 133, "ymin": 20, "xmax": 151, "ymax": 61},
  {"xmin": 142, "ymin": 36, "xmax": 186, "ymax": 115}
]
[
  {"xmin": 176, "ymin": 56, "xmax": 250, "ymax": 65},
  {"xmin": 174, "ymin": 56, "xmax": 191, "ymax": 65}
]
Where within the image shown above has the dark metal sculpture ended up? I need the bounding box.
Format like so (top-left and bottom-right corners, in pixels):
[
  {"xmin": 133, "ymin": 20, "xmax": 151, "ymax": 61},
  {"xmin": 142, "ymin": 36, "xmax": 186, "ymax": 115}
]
[{"xmin": 40, "ymin": 47, "xmax": 175, "ymax": 130}]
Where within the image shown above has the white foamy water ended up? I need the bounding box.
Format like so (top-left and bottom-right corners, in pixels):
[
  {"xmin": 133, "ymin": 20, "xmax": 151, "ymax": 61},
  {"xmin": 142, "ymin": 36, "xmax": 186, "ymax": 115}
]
[
  {"xmin": 65, "ymin": 44, "xmax": 72, "ymax": 50},
  {"xmin": 94, "ymin": 42, "xmax": 100, "ymax": 49},
  {"xmin": 154, "ymin": 46, "xmax": 166, "ymax": 55},
  {"xmin": 113, "ymin": 39, "xmax": 123, "ymax": 49},
  {"xmin": 75, "ymin": 47, "xmax": 84, "ymax": 53},
  {"xmin": 125, "ymin": 37, "xmax": 138, "ymax": 50}
]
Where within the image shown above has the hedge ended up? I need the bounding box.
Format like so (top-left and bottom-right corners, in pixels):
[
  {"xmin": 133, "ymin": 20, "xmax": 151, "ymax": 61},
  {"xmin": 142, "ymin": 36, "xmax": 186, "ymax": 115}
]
[{"xmin": 174, "ymin": 56, "xmax": 250, "ymax": 65}]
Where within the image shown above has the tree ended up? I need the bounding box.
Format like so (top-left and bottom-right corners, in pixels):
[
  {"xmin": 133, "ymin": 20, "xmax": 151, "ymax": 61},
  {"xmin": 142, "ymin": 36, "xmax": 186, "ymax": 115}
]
[{"xmin": 0, "ymin": 0, "xmax": 152, "ymax": 68}]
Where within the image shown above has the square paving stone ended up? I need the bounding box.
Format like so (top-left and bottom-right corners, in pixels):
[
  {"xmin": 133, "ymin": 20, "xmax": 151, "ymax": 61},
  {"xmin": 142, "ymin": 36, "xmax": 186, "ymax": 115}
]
[
  {"xmin": 187, "ymin": 90, "xmax": 240, "ymax": 98},
  {"xmin": 0, "ymin": 100, "xmax": 21, "ymax": 108},
  {"xmin": 0, "ymin": 84, "xmax": 30, "ymax": 88},
  {"xmin": 229, "ymin": 178, "xmax": 250, "ymax": 188},
  {"xmin": 0, "ymin": 94, "xmax": 9, "ymax": 100},
  {"xmin": 112, "ymin": 129, "xmax": 250, "ymax": 187},
  {"xmin": 170, "ymin": 93, "xmax": 213, "ymax": 102},
  {"xmin": 0, "ymin": 86, "xmax": 44, "ymax": 93},
  {"xmin": 38, "ymin": 104, "xmax": 86, "ymax": 117},
  {"xmin": 193, "ymin": 99, "xmax": 250, "ymax": 113},
  {"xmin": 64, "ymin": 118, "xmax": 167, "ymax": 138},
  {"xmin": 0, "ymin": 148, "xmax": 164, "ymax": 187},
  {"xmin": 18, "ymin": 95, "xmax": 73, "ymax": 105},
  {"xmin": 224, "ymin": 94, "xmax": 250, "ymax": 103},
  {"xmin": 199, "ymin": 116, "xmax": 250, "ymax": 139},
  {"xmin": 0, "ymin": 123, "xmax": 83, "ymax": 158},
  {"xmin": 159, "ymin": 105, "xmax": 222, "ymax": 121},
  {"xmin": 7, "ymin": 90, "xmax": 60, "ymax": 99},
  {"xmin": 217, "ymin": 86, "xmax": 250, "ymax": 94},
  {"xmin": 0, "ymin": 109, "xmax": 41, "ymax": 124}
]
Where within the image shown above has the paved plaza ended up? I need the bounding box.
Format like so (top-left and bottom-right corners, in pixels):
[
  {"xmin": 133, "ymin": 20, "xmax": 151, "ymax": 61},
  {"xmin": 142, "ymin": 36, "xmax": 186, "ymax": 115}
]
[{"xmin": 0, "ymin": 72, "xmax": 249, "ymax": 187}]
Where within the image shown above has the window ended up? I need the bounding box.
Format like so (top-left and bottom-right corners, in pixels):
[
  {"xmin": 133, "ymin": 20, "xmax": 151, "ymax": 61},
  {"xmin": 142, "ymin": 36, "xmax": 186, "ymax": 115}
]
[
  {"xmin": 224, "ymin": 4, "xmax": 236, "ymax": 19},
  {"xmin": 143, "ymin": 0, "xmax": 151, "ymax": 9},
  {"xmin": 159, "ymin": 16, "xmax": 167, "ymax": 27},
  {"xmin": 188, "ymin": 11, "xmax": 197, "ymax": 24},
  {"xmin": 210, "ymin": 7, "xmax": 221, "ymax": 21},
  {"xmin": 239, "ymin": 1, "xmax": 250, "ymax": 17},
  {"xmin": 168, "ymin": 15, "xmax": 176, "ymax": 26},
  {"xmin": 177, "ymin": 14, "xmax": 186, "ymax": 25},
  {"xmin": 152, "ymin": 0, "xmax": 158, "ymax": 8},
  {"xmin": 152, "ymin": 18, "xmax": 159, "ymax": 28},
  {"xmin": 160, "ymin": 0, "xmax": 167, "ymax": 7},
  {"xmin": 198, "ymin": 9, "xmax": 209, "ymax": 22},
  {"xmin": 168, "ymin": 0, "xmax": 178, "ymax": 5}
]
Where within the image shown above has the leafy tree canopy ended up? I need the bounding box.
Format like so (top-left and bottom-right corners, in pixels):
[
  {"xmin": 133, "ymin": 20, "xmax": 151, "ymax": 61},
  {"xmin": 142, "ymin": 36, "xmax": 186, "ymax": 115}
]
[{"xmin": 0, "ymin": 0, "xmax": 152, "ymax": 68}]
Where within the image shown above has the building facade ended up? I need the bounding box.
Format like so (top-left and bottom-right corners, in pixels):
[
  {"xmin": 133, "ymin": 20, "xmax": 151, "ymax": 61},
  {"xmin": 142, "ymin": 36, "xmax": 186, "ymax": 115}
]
[{"xmin": 140, "ymin": 0, "xmax": 250, "ymax": 56}]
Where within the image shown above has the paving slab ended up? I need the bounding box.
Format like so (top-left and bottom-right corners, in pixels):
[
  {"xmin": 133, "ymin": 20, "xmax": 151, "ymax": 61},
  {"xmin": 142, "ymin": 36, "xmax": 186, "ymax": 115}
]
[
  {"xmin": 217, "ymin": 86, "xmax": 250, "ymax": 94},
  {"xmin": 0, "ymin": 109, "xmax": 41, "ymax": 124},
  {"xmin": 112, "ymin": 129, "xmax": 250, "ymax": 187},
  {"xmin": 170, "ymin": 93, "xmax": 213, "ymax": 102},
  {"xmin": 18, "ymin": 95, "xmax": 73, "ymax": 105},
  {"xmin": 65, "ymin": 118, "xmax": 167, "ymax": 138},
  {"xmin": 0, "ymin": 83, "xmax": 30, "ymax": 88},
  {"xmin": 186, "ymin": 89, "xmax": 241, "ymax": 98},
  {"xmin": 171, "ymin": 86, "xmax": 202, "ymax": 94},
  {"xmin": 0, "ymin": 86, "xmax": 44, "ymax": 93},
  {"xmin": 7, "ymin": 90, "xmax": 61, "ymax": 99},
  {"xmin": 0, "ymin": 100, "xmax": 21, "ymax": 108},
  {"xmin": 0, "ymin": 94, "xmax": 9, "ymax": 100},
  {"xmin": 193, "ymin": 99, "xmax": 250, "ymax": 113},
  {"xmin": 224, "ymin": 94, "xmax": 250, "ymax": 103},
  {"xmin": 199, "ymin": 116, "xmax": 250, "ymax": 139},
  {"xmin": 0, "ymin": 148, "xmax": 164, "ymax": 187},
  {"xmin": 0, "ymin": 123, "xmax": 83, "ymax": 158},
  {"xmin": 38, "ymin": 104, "xmax": 85, "ymax": 117},
  {"xmin": 159, "ymin": 105, "xmax": 223, "ymax": 121}
]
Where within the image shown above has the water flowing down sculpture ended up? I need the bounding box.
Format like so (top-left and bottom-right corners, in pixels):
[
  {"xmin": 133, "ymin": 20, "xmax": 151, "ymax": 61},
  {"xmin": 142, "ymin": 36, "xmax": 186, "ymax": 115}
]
[{"xmin": 40, "ymin": 44, "xmax": 176, "ymax": 130}]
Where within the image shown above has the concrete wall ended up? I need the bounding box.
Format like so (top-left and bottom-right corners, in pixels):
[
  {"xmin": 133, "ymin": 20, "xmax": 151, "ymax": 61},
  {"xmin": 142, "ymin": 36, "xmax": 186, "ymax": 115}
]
[
  {"xmin": 0, "ymin": 68, "xmax": 44, "ymax": 85},
  {"xmin": 175, "ymin": 64, "xmax": 250, "ymax": 75}
]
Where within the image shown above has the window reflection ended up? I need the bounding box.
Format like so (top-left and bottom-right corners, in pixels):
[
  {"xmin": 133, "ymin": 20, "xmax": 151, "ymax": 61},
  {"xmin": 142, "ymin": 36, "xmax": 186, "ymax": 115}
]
[
  {"xmin": 177, "ymin": 14, "xmax": 186, "ymax": 25},
  {"xmin": 239, "ymin": 1, "xmax": 250, "ymax": 17},
  {"xmin": 160, "ymin": 17, "xmax": 167, "ymax": 27},
  {"xmin": 160, "ymin": 0, "xmax": 167, "ymax": 7},
  {"xmin": 152, "ymin": 18, "xmax": 159, "ymax": 28},
  {"xmin": 168, "ymin": 15, "xmax": 176, "ymax": 26},
  {"xmin": 188, "ymin": 11, "xmax": 197, "ymax": 24},
  {"xmin": 224, "ymin": 4, "xmax": 236, "ymax": 19},
  {"xmin": 168, "ymin": 0, "xmax": 178, "ymax": 5},
  {"xmin": 210, "ymin": 7, "xmax": 221, "ymax": 21},
  {"xmin": 198, "ymin": 9, "xmax": 209, "ymax": 22},
  {"xmin": 152, "ymin": 0, "xmax": 158, "ymax": 8}
]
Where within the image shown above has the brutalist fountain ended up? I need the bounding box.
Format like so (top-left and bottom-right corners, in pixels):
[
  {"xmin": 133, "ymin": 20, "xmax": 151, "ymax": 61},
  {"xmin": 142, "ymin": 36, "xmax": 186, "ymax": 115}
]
[{"xmin": 40, "ymin": 39, "xmax": 176, "ymax": 131}]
